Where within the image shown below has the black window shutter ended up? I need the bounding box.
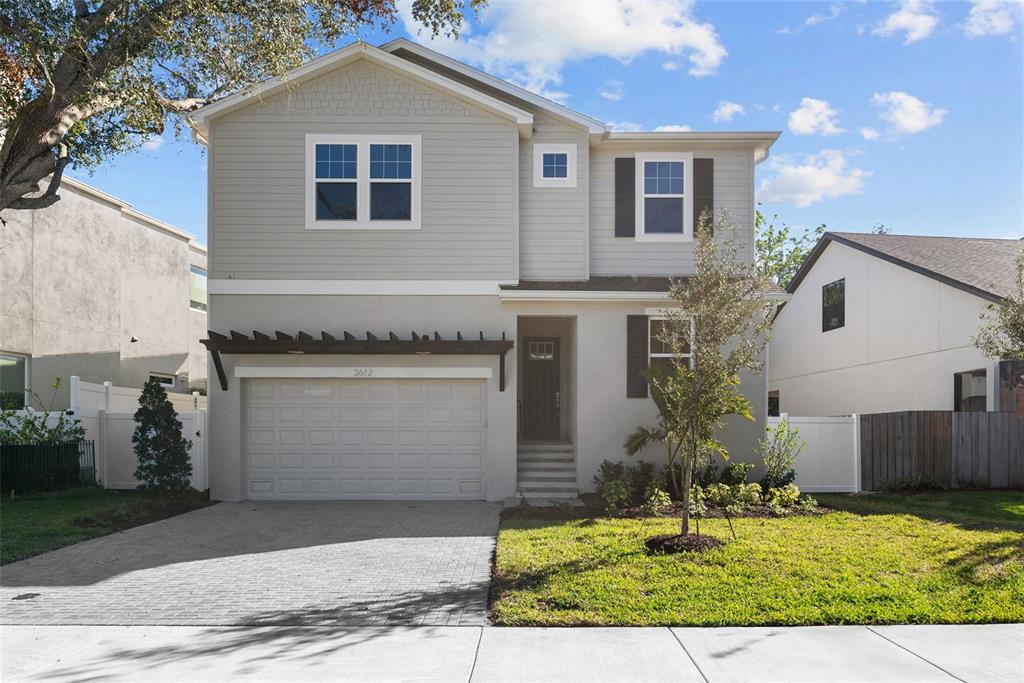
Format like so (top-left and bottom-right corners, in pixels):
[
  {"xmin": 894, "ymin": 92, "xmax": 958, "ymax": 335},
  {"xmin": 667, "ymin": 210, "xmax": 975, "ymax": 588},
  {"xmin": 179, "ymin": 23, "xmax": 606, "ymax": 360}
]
[
  {"xmin": 626, "ymin": 315, "xmax": 649, "ymax": 398},
  {"xmin": 693, "ymin": 158, "xmax": 714, "ymax": 236},
  {"xmin": 615, "ymin": 158, "xmax": 635, "ymax": 237}
]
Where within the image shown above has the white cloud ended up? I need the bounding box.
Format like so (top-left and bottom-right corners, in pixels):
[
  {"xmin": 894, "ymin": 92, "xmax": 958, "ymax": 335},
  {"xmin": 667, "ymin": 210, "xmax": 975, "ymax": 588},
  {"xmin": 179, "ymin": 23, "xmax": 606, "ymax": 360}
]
[
  {"xmin": 788, "ymin": 97, "xmax": 844, "ymax": 136},
  {"xmin": 759, "ymin": 150, "xmax": 870, "ymax": 207},
  {"xmin": 608, "ymin": 121, "xmax": 645, "ymax": 132},
  {"xmin": 654, "ymin": 124, "xmax": 692, "ymax": 131},
  {"xmin": 598, "ymin": 80, "xmax": 624, "ymax": 101},
  {"xmin": 711, "ymin": 100, "xmax": 745, "ymax": 123},
  {"xmin": 873, "ymin": 0, "xmax": 939, "ymax": 44},
  {"xmin": 860, "ymin": 127, "xmax": 881, "ymax": 140},
  {"xmin": 662, "ymin": 60, "xmax": 681, "ymax": 71},
  {"xmin": 778, "ymin": 3, "xmax": 844, "ymax": 33},
  {"xmin": 141, "ymin": 133, "xmax": 165, "ymax": 151},
  {"xmin": 963, "ymin": 0, "xmax": 1020, "ymax": 36},
  {"xmin": 399, "ymin": 0, "xmax": 727, "ymax": 98},
  {"xmin": 871, "ymin": 91, "xmax": 947, "ymax": 133}
]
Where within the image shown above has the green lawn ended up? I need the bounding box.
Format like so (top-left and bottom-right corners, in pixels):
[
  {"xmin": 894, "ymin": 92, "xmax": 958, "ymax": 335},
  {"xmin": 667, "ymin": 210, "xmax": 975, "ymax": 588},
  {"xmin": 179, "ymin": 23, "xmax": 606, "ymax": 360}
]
[
  {"xmin": 491, "ymin": 491, "xmax": 1024, "ymax": 626},
  {"xmin": 0, "ymin": 487, "xmax": 211, "ymax": 564}
]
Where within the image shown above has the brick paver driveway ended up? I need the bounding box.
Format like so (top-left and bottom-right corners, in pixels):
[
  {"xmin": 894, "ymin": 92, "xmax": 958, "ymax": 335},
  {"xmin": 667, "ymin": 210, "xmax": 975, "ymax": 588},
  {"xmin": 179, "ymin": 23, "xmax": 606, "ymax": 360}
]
[{"xmin": 1, "ymin": 501, "xmax": 499, "ymax": 627}]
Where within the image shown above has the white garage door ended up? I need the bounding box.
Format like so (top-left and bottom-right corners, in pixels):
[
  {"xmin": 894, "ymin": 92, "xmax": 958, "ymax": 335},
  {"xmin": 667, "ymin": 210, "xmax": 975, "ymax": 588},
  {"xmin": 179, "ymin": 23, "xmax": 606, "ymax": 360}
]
[{"xmin": 245, "ymin": 378, "xmax": 486, "ymax": 500}]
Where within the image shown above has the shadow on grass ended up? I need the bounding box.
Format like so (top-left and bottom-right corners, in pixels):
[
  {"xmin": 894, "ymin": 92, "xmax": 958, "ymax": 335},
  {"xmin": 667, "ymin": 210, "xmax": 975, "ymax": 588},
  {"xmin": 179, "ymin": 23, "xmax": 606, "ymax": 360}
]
[{"xmin": 816, "ymin": 491, "xmax": 1024, "ymax": 532}]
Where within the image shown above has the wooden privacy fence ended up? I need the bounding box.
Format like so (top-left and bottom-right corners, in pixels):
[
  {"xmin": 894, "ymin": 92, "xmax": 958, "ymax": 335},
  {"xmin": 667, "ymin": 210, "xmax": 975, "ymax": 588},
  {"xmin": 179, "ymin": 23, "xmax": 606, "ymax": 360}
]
[{"xmin": 860, "ymin": 411, "xmax": 1024, "ymax": 490}]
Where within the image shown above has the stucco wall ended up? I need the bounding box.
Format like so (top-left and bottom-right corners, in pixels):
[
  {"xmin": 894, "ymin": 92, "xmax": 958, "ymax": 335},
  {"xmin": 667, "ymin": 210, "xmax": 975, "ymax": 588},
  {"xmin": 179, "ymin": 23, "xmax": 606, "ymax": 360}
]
[
  {"xmin": 207, "ymin": 294, "xmax": 767, "ymax": 501},
  {"xmin": 0, "ymin": 184, "xmax": 207, "ymax": 408},
  {"xmin": 769, "ymin": 241, "xmax": 997, "ymax": 415}
]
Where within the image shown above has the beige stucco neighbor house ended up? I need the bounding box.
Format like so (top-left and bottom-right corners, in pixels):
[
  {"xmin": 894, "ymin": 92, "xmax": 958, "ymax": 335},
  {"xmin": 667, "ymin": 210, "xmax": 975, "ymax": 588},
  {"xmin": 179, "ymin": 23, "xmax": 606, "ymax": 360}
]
[
  {"xmin": 189, "ymin": 39, "xmax": 781, "ymax": 503},
  {"xmin": 770, "ymin": 232, "xmax": 1024, "ymax": 417},
  {"xmin": 1, "ymin": 178, "xmax": 208, "ymax": 410}
]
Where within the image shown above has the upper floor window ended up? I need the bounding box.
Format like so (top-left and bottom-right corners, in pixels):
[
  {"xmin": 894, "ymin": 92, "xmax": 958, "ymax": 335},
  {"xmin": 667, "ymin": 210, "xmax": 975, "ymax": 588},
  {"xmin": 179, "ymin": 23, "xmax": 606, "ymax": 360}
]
[
  {"xmin": 189, "ymin": 266, "xmax": 207, "ymax": 312},
  {"xmin": 822, "ymin": 278, "xmax": 845, "ymax": 332},
  {"xmin": 305, "ymin": 134, "xmax": 421, "ymax": 230},
  {"xmin": 533, "ymin": 143, "xmax": 577, "ymax": 188},
  {"xmin": 635, "ymin": 152, "xmax": 692, "ymax": 242},
  {"xmin": 149, "ymin": 372, "xmax": 175, "ymax": 388}
]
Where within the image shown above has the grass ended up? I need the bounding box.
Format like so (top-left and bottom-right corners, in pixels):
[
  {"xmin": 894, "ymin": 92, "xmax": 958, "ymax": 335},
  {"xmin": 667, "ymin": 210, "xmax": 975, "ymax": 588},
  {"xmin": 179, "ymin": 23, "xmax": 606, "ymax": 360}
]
[
  {"xmin": 0, "ymin": 486, "xmax": 212, "ymax": 565},
  {"xmin": 491, "ymin": 491, "xmax": 1024, "ymax": 626}
]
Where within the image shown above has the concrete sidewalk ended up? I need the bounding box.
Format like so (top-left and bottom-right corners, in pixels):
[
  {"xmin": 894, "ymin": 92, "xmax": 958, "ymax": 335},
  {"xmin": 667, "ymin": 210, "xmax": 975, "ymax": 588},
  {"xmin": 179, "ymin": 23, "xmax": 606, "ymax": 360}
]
[{"xmin": 2, "ymin": 623, "xmax": 1021, "ymax": 682}]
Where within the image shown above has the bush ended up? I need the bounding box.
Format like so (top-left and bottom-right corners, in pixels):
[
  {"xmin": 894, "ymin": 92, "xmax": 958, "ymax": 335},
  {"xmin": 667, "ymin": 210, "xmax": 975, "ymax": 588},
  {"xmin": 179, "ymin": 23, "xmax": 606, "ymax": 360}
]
[
  {"xmin": 885, "ymin": 474, "xmax": 945, "ymax": 493},
  {"xmin": 133, "ymin": 379, "xmax": 193, "ymax": 493},
  {"xmin": 766, "ymin": 483, "xmax": 801, "ymax": 507},
  {"xmin": 601, "ymin": 479, "xmax": 631, "ymax": 514},
  {"xmin": 641, "ymin": 484, "xmax": 672, "ymax": 514},
  {"xmin": 797, "ymin": 495, "xmax": 819, "ymax": 512},
  {"xmin": 719, "ymin": 462, "xmax": 754, "ymax": 486},
  {"xmin": 0, "ymin": 379, "xmax": 85, "ymax": 446},
  {"xmin": 689, "ymin": 485, "xmax": 707, "ymax": 518},
  {"xmin": 758, "ymin": 418, "xmax": 806, "ymax": 492},
  {"xmin": 627, "ymin": 460, "xmax": 657, "ymax": 502},
  {"xmin": 594, "ymin": 459, "xmax": 664, "ymax": 510},
  {"xmin": 734, "ymin": 482, "xmax": 762, "ymax": 506}
]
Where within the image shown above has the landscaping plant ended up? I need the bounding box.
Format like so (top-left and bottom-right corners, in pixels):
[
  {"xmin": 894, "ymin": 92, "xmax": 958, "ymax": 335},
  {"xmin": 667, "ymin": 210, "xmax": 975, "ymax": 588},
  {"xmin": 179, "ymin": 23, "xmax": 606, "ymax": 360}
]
[
  {"xmin": 758, "ymin": 417, "xmax": 806, "ymax": 493},
  {"xmin": 624, "ymin": 212, "xmax": 773, "ymax": 547},
  {"xmin": 0, "ymin": 378, "xmax": 85, "ymax": 445},
  {"xmin": 133, "ymin": 378, "xmax": 192, "ymax": 493},
  {"xmin": 973, "ymin": 246, "xmax": 1024, "ymax": 360}
]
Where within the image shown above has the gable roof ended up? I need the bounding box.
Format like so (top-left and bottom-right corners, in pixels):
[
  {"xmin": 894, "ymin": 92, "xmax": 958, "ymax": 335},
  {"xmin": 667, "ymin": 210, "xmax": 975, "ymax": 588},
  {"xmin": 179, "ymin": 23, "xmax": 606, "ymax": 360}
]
[
  {"xmin": 187, "ymin": 41, "xmax": 533, "ymax": 143},
  {"xmin": 380, "ymin": 38, "xmax": 607, "ymax": 134},
  {"xmin": 789, "ymin": 231, "xmax": 1023, "ymax": 303}
]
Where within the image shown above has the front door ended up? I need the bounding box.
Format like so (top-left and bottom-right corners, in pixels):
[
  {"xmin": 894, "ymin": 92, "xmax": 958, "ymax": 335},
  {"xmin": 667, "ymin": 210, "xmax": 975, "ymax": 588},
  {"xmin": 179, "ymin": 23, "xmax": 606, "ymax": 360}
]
[{"xmin": 522, "ymin": 337, "xmax": 560, "ymax": 440}]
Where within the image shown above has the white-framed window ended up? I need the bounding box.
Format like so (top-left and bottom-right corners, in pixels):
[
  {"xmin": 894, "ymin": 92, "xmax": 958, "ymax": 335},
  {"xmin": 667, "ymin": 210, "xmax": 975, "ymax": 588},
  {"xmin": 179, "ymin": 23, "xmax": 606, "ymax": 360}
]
[
  {"xmin": 305, "ymin": 134, "xmax": 422, "ymax": 230},
  {"xmin": 0, "ymin": 351, "xmax": 30, "ymax": 410},
  {"xmin": 189, "ymin": 266, "xmax": 207, "ymax": 312},
  {"xmin": 648, "ymin": 317, "xmax": 693, "ymax": 370},
  {"xmin": 532, "ymin": 143, "xmax": 577, "ymax": 188},
  {"xmin": 635, "ymin": 152, "xmax": 693, "ymax": 242},
  {"xmin": 149, "ymin": 373, "xmax": 175, "ymax": 388}
]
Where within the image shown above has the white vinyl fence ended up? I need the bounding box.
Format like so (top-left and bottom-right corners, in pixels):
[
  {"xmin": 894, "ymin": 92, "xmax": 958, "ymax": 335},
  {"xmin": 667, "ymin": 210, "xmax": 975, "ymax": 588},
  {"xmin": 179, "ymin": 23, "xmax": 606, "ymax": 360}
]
[
  {"xmin": 8, "ymin": 376, "xmax": 208, "ymax": 491},
  {"xmin": 769, "ymin": 414, "xmax": 860, "ymax": 493}
]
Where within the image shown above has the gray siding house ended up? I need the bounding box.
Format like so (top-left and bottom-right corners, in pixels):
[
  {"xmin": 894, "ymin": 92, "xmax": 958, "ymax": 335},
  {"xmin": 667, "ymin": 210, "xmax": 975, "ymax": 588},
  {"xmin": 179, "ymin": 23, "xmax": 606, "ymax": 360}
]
[
  {"xmin": 1, "ymin": 178, "xmax": 208, "ymax": 410},
  {"xmin": 190, "ymin": 39, "xmax": 779, "ymax": 502}
]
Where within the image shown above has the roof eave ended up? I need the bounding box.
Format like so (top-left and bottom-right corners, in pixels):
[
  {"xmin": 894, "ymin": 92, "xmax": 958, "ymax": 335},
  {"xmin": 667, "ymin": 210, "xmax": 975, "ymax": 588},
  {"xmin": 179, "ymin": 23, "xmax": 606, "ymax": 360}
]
[{"xmin": 188, "ymin": 41, "xmax": 534, "ymax": 141}]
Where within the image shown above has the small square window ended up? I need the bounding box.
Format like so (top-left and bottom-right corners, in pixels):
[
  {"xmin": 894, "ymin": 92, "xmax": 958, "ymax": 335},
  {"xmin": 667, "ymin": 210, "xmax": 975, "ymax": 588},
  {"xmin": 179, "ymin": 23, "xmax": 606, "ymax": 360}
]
[
  {"xmin": 370, "ymin": 183, "xmax": 412, "ymax": 220},
  {"xmin": 542, "ymin": 153, "xmax": 568, "ymax": 178},
  {"xmin": 315, "ymin": 144, "xmax": 356, "ymax": 179},
  {"xmin": 370, "ymin": 144, "xmax": 412, "ymax": 179},
  {"xmin": 316, "ymin": 183, "xmax": 357, "ymax": 220}
]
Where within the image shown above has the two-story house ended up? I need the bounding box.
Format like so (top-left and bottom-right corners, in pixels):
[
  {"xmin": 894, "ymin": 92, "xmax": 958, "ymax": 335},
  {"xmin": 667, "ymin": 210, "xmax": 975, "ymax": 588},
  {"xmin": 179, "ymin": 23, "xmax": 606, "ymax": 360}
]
[{"xmin": 189, "ymin": 39, "xmax": 780, "ymax": 503}]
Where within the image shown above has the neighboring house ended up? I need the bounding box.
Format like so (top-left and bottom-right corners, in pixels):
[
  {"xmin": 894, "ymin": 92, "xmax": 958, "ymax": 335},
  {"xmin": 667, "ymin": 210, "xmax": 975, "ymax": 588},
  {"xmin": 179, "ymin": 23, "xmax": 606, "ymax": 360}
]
[
  {"xmin": 188, "ymin": 39, "xmax": 781, "ymax": 503},
  {"xmin": 1, "ymin": 178, "xmax": 208, "ymax": 410},
  {"xmin": 770, "ymin": 232, "xmax": 1024, "ymax": 417}
]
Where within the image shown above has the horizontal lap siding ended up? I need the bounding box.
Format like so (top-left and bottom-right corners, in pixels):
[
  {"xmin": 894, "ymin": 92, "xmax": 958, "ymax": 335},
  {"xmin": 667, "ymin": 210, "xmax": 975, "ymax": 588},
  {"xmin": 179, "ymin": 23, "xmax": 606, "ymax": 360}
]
[
  {"xmin": 209, "ymin": 61, "xmax": 517, "ymax": 280},
  {"xmin": 589, "ymin": 146, "xmax": 754, "ymax": 275},
  {"xmin": 519, "ymin": 113, "xmax": 587, "ymax": 279}
]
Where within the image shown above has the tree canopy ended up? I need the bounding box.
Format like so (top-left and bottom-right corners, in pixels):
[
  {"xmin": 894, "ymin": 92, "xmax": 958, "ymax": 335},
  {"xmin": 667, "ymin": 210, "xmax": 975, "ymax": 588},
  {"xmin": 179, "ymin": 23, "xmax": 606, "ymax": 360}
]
[
  {"xmin": 974, "ymin": 247, "xmax": 1024, "ymax": 361},
  {"xmin": 0, "ymin": 0, "xmax": 483, "ymax": 212},
  {"xmin": 754, "ymin": 210, "xmax": 825, "ymax": 289}
]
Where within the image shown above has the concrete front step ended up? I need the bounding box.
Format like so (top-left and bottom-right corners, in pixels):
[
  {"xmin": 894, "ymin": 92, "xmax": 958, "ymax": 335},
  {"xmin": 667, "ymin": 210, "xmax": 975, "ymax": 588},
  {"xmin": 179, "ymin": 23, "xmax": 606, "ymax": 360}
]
[
  {"xmin": 517, "ymin": 453, "xmax": 575, "ymax": 463},
  {"xmin": 517, "ymin": 486, "xmax": 579, "ymax": 497},
  {"xmin": 517, "ymin": 474, "xmax": 577, "ymax": 484},
  {"xmin": 516, "ymin": 479, "xmax": 579, "ymax": 491},
  {"xmin": 517, "ymin": 461, "xmax": 575, "ymax": 472},
  {"xmin": 517, "ymin": 442, "xmax": 574, "ymax": 454}
]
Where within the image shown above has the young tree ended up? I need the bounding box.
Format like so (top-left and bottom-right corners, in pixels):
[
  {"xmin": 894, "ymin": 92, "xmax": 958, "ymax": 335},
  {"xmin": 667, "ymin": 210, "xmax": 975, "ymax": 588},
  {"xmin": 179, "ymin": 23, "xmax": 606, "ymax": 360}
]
[
  {"xmin": 626, "ymin": 211, "xmax": 773, "ymax": 538},
  {"xmin": 1, "ymin": 0, "xmax": 483, "ymax": 212},
  {"xmin": 133, "ymin": 377, "xmax": 192, "ymax": 492},
  {"xmin": 755, "ymin": 210, "xmax": 825, "ymax": 288},
  {"xmin": 973, "ymin": 247, "xmax": 1024, "ymax": 360}
]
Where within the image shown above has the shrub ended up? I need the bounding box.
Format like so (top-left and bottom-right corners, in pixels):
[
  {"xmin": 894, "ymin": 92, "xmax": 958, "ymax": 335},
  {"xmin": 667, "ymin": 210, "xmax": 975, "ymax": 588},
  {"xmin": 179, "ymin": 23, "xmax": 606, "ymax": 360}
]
[
  {"xmin": 797, "ymin": 495, "xmax": 819, "ymax": 512},
  {"xmin": 0, "ymin": 379, "xmax": 85, "ymax": 446},
  {"xmin": 133, "ymin": 378, "xmax": 193, "ymax": 493},
  {"xmin": 719, "ymin": 462, "xmax": 754, "ymax": 486},
  {"xmin": 734, "ymin": 482, "xmax": 762, "ymax": 506},
  {"xmin": 693, "ymin": 460, "xmax": 719, "ymax": 487},
  {"xmin": 627, "ymin": 460, "xmax": 657, "ymax": 502},
  {"xmin": 703, "ymin": 482, "xmax": 735, "ymax": 507},
  {"xmin": 601, "ymin": 479, "xmax": 631, "ymax": 514},
  {"xmin": 758, "ymin": 418, "xmax": 806, "ymax": 492},
  {"xmin": 767, "ymin": 502, "xmax": 789, "ymax": 517},
  {"xmin": 766, "ymin": 483, "xmax": 801, "ymax": 507},
  {"xmin": 641, "ymin": 484, "xmax": 672, "ymax": 514},
  {"xmin": 689, "ymin": 485, "xmax": 707, "ymax": 518}
]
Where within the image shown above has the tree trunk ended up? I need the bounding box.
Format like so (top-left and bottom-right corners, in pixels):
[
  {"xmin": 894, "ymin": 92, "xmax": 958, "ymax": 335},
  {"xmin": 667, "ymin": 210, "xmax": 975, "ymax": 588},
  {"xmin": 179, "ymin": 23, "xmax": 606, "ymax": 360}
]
[{"xmin": 679, "ymin": 449, "xmax": 694, "ymax": 536}]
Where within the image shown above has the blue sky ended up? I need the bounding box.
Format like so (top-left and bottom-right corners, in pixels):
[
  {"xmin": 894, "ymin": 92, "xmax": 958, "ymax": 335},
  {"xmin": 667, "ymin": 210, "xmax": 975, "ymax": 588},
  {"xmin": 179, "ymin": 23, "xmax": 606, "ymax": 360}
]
[{"xmin": 71, "ymin": 0, "xmax": 1023, "ymax": 245}]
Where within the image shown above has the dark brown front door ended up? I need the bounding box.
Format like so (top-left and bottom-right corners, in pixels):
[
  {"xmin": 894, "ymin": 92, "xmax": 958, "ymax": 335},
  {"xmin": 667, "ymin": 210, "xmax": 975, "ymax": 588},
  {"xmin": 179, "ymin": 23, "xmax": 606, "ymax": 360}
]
[{"xmin": 522, "ymin": 337, "xmax": 560, "ymax": 440}]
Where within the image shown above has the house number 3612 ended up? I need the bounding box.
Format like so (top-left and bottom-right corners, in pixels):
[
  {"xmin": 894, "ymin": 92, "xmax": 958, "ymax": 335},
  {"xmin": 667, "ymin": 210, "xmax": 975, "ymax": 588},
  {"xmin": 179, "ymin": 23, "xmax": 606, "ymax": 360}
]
[{"xmin": 352, "ymin": 368, "xmax": 373, "ymax": 377}]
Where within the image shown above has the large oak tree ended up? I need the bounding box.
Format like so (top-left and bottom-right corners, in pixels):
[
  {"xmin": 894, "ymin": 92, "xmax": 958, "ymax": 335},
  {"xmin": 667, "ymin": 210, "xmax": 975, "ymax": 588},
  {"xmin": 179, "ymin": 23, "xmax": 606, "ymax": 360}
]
[{"xmin": 0, "ymin": 0, "xmax": 482, "ymax": 212}]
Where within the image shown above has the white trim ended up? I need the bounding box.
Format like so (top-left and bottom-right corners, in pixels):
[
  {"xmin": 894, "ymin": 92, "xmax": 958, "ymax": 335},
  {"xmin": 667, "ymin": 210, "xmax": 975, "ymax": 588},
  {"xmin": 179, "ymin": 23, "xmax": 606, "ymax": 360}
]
[
  {"xmin": 532, "ymin": 143, "xmax": 578, "ymax": 189},
  {"xmin": 380, "ymin": 38, "xmax": 606, "ymax": 134},
  {"xmin": 209, "ymin": 279, "xmax": 507, "ymax": 296},
  {"xmin": 305, "ymin": 134, "xmax": 422, "ymax": 231},
  {"xmin": 648, "ymin": 316, "xmax": 693, "ymax": 368},
  {"xmin": 500, "ymin": 290, "xmax": 671, "ymax": 302},
  {"xmin": 189, "ymin": 42, "xmax": 533, "ymax": 140},
  {"xmin": 635, "ymin": 152, "xmax": 693, "ymax": 243},
  {"xmin": 235, "ymin": 366, "xmax": 493, "ymax": 380}
]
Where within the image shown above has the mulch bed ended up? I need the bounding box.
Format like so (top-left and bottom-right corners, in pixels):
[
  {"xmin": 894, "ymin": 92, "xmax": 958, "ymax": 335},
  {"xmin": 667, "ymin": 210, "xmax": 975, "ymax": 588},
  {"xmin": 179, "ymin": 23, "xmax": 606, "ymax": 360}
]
[
  {"xmin": 73, "ymin": 491, "xmax": 213, "ymax": 531},
  {"xmin": 645, "ymin": 533, "xmax": 725, "ymax": 554}
]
